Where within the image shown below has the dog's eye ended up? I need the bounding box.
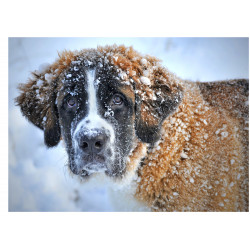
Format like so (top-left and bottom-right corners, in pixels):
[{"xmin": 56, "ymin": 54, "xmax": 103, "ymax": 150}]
[
  {"xmin": 67, "ymin": 97, "xmax": 77, "ymax": 108},
  {"xmin": 113, "ymin": 94, "xmax": 123, "ymax": 105}
]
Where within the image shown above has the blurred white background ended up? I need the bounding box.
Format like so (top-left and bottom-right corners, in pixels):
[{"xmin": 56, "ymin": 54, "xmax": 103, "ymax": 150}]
[{"xmin": 8, "ymin": 37, "xmax": 249, "ymax": 211}]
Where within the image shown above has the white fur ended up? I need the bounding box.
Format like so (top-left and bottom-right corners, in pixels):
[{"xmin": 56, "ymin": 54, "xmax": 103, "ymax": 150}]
[
  {"xmin": 73, "ymin": 69, "xmax": 115, "ymax": 144},
  {"xmin": 108, "ymin": 185, "xmax": 151, "ymax": 212},
  {"xmin": 78, "ymin": 173, "xmax": 150, "ymax": 211}
]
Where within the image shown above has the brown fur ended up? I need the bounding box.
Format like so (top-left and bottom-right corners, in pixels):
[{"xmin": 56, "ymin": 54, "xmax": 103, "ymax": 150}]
[
  {"xmin": 16, "ymin": 50, "xmax": 77, "ymax": 130},
  {"xmin": 16, "ymin": 45, "xmax": 249, "ymax": 211},
  {"xmin": 119, "ymin": 85, "xmax": 135, "ymax": 102},
  {"xmin": 136, "ymin": 81, "xmax": 248, "ymax": 211}
]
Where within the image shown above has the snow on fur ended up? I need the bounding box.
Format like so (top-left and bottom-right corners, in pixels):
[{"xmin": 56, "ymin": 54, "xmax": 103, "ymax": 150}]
[{"xmin": 16, "ymin": 45, "xmax": 249, "ymax": 212}]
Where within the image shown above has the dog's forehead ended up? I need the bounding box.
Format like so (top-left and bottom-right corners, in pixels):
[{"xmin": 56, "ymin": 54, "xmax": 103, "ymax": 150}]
[{"xmin": 58, "ymin": 56, "xmax": 135, "ymax": 100}]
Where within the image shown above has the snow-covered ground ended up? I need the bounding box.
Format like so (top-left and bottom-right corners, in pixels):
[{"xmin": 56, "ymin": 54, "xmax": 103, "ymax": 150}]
[{"xmin": 8, "ymin": 37, "xmax": 249, "ymax": 212}]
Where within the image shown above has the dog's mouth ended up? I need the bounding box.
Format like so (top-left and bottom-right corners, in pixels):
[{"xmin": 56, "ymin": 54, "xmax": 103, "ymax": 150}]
[
  {"xmin": 81, "ymin": 154, "xmax": 107, "ymax": 173},
  {"xmin": 81, "ymin": 153, "xmax": 106, "ymax": 164},
  {"xmin": 69, "ymin": 149, "xmax": 127, "ymax": 178},
  {"xmin": 71, "ymin": 153, "xmax": 108, "ymax": 176}
]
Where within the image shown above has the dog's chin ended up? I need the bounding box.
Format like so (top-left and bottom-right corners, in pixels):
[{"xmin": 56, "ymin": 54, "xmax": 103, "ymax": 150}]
[
  {"xmin": 82, "ymin": 162, "xmax": 107, "ymax": 174},
  {"xmin": 71, "ymin": 161, "xmax": 107, "ymax": 177},
  {"xmin": 69, "ymin": 156, "xmax": 126, "ymax": 179}
]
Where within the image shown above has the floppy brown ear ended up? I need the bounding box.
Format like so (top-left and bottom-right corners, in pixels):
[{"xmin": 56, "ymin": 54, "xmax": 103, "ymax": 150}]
[
  {"xmin": 15, "ymin": 51, "xmax": 76, "ymax": 147},
  {"xmin": 15, "ymin": 69, "xmax": 61, "ymax": 147},
  {"xmin": 134, "ymin": 70, "xmax": 183, "ymax": 144}
]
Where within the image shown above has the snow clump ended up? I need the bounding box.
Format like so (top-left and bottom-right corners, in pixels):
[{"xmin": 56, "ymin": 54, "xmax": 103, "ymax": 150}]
[{"xmin": 140, "ymin": 76, "xmax": 151, "ymax": 85}]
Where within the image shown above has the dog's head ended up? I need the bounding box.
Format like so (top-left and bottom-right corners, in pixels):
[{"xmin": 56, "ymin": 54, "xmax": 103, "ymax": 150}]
[{"xmin": 16, "ymin": 45, "xmax": 182, "ymax": 180}]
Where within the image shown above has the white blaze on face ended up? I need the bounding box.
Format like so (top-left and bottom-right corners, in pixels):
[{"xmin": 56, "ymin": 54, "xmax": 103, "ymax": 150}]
[
  {"xmin": 87, "ymin": 69, "xmax": 99, "ymax": 123},
  {"xmin": 73, "ymin": 69, "xmax": 115, "ymax": 145}
]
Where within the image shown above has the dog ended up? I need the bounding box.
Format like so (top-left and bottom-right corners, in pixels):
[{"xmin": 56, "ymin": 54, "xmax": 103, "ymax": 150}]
[{"xmin": 16, "ymin": 45, "xmax": 249, "ymax": 211}]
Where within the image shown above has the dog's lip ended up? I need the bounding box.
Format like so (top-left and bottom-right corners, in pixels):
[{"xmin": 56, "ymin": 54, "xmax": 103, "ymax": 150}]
[
  {"xmin": 81, "ymin": 153, "xmax": 106, "ymax": 163},
  {"xmin": 75, "ymin": 153, "xmax": 107, "ymax": 174},
  {"xmin": 78, "ymin": 169, "xmax": 90, "ymax": 177},
  {"xmin": 80, "ymin": 163, "xmax": 107, "ymax": 175}
]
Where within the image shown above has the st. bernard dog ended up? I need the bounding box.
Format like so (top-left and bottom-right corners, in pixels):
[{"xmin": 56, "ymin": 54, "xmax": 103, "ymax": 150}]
[{"xmin": 16, "ymin": 45, "xmax": 249, "ymax": 211}]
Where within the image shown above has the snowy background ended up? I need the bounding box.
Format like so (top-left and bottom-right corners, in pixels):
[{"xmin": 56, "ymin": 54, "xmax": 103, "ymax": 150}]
[{"xmin": 8, "ymin": 37, "xmax": 249, "ymax": 212}]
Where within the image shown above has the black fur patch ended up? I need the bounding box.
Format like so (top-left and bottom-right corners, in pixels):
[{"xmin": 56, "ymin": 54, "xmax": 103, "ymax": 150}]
[{"xmin": 44, "ymin": 119, "xmax": 61, "ymax": 147}]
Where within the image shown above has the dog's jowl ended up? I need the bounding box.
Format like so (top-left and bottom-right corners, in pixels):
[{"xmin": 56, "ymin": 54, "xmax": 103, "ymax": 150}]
[{"xmin": 16, "ymin": 45, "xmax": 249, "ymax": 211}]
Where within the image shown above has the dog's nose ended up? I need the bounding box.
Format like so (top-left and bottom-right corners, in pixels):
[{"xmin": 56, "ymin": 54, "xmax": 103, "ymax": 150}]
[{"xmin": 78, "ymin": 131, "xmax": 108, "ymax": 154}]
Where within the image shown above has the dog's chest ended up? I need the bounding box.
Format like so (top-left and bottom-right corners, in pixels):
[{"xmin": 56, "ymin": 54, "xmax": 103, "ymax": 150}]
[
  {"xmin": 82, "ymin": 174, "xmax": 150, "ymax": 211},
  {"xmin": 107, "ymin": 183, "xmax": 151, "ymax": 212}
]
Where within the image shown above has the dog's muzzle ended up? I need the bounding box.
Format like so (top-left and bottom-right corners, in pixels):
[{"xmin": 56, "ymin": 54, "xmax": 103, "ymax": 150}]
[{"xmin": 73, "ymin": 128, "xmax": 112, "ymax": 175}]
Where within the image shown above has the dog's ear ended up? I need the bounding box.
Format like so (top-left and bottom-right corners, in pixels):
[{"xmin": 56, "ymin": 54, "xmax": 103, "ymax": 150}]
[
  {"xmin": 134, "ymin": 67, "xmax": 183, "ymax": 144},
  {"xmin": 15, "ymin": 51, "xmax": 76, "ymax": 147},
  {"xmin": 43, "ymin": 91, "xmax": 61, "ymax": 147},
  {"xmin": 109, "ymin": 47, "xmax": 183, "ymax": 144},
  {"xmin": 15, "ymin": 66, "xmax": 61, "ymax": 147}
]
